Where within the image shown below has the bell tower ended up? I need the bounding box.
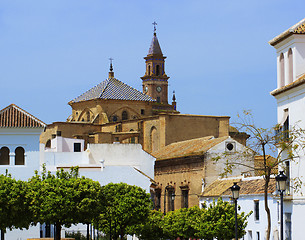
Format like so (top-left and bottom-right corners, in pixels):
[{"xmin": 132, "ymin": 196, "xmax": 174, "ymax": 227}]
[{"xmin": 141, "ymin": 22, "xmax": 169, "ymax": 104}]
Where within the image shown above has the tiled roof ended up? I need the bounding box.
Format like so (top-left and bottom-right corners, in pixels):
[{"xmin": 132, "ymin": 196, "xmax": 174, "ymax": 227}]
[
  {"xmin": 0, "ymin": 104, "xmax": 46, "ymax": 128},
  {"xmin": 269, "ymin": 18, "xmax": 305, "ymax": 46},
  {"xmin": 201, "ymin": 178, "xmax": 276, "ymax": 197},
  {"xmin": 70, "ymin": 78, "xmax": 155, "ymax": 103},
  {"xmin": 148, "ymin": 33, "xmax": 163, "ymax": 56},
  {"xmin": 152, "ymin": 136, "xmax": 229, "ymax": 161},
  {"xmin": 270, "ymin": 73, "xmax": 305, "ymax": 96},
  {"xmin": 254, "ymin": 155, "xmax": 278, "ymax": 176}
]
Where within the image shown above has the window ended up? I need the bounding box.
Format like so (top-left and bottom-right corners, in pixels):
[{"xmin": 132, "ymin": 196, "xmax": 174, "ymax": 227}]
[
  {"xmin": 155, "ymin": 189, "xmax": 161, "ymax": 210},
  {"xmin": 45, "ymin": 140, "xmax": 51, "ymax": 148},
  {"xmin": 157, "ymin": 97, "xmax": 160, "ymax": 103},
  {"xmin": 148, "ymin": 65, "xmax": 151, "ymax": 75},
  {"xmin": 0, "ymin": 147, "xmax": 9, "ymax": 165},
  {"xmin": 156, "ymin": 65, "xmax": 160, "ymax": 76},
  {"xmin": 181, "ymin": 189, "xmax": 189, "ymax": 208},
  {"xmin": 141, "ymin": 109, "xmax": 145, "ymax": 115},
  {"xmin": 74, "ymin": 143, "xmax": 81, "ymax": 152},
  {"xmin": 15, "ymin": 147, "xmax": 25, "ymax": 165},
  {"xmin": 122, "ymin": 111, "xmax": 128, "ymax": 121},
  {"xmin": 256, "ymin": 231, "xmax": 260, "ymax": 240},
  {"xmin": 112, "ymin": 115, "xmax": 118, "ymax": 122},
  {"xmin": 285, "ymin": 213, "xmax": 292, "ymax": 240},
  {"xmin": 288, "ymin": 48, "xmax": 293, "ymax": 84},
  {"xmin": 248, "ymin": 230, "xmax": 253, "ymax": 240},
  {"xmin": 254, "ymin": 200, "xmax": 259, "ymax": 221},
  {"xmin": 279, "ymin": 53, "xmax": 285, "ymax": 87},
  {"xmin": 167, "ymin": 189, "xmax": 175, "ymax": 212}
]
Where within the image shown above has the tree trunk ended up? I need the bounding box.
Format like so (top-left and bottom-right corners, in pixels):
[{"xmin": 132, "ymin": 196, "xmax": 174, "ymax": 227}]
[
  {"xmin": 262, "ymin": 144, "xmax": 271, "ymax": 240},
  {"xmin": 55, "ymin": 222, "xmax": 61, "ymax": 240},
  {"xmin": 1, "ymin": 229, "xmax": 4, "ymax": 240},
  {"xmin": 87, "ymin": 223, "xmax": 90, "ymax": 240},
  {"xmin": 264, "ymin": 176, "xmax": 271, "ymax": 240}
]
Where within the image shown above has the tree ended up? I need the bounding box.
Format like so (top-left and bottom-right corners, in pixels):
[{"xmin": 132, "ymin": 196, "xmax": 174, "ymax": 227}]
[
  {"xmin": 217, "ymin": 110, "xmax": 305, "ymax": 240},
  {"xmin": 27, "ymin": 166, "xmax": 103, "ymax": 240},
  {"xmin": 195, "ymin": 198, "xmax": 250, "ymax": 240},
  {"xmin": 162, "ymin": 206, "xmax": 202, "ymax": 239},
  {"xmin": 133, "ymin": 210, "xmax": 165, "ymax": 240},
  {"xmin": 96, "ymin": 183, "xmax": 152, "ymax": 240},
  {"xmin": 0, "ymin": 173, "xmax": 32, "ymax": 240}
]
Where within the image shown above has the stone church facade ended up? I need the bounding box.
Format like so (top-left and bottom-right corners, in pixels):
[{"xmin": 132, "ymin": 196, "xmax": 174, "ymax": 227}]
[{"xmin": 40, "ymin": 28, "xmax": 250, "ymax": 211}]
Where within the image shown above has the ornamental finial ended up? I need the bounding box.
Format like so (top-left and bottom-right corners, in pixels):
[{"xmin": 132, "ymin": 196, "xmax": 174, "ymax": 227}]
[{"xmin": 152, "ymin": 21, "xmax": 157, "ymax": 35}]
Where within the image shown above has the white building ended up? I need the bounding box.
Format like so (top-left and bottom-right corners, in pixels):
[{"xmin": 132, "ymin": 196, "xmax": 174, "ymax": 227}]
[
  {"xmin": 199, "ymin": 176, "xmax": 279, "ymax": 240},
  {"xmin": 0, "ymin": 104, "xmax": 155, "ymax": 240},
  {"xmin": 269, "ymin": 18, "xmax": 305, "ymax": 240}
]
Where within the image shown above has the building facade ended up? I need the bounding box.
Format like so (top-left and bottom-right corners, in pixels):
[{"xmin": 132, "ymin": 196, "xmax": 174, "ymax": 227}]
[{"xmin": 269, "ymin": 17, "xmax": 305, "ymax": 240}]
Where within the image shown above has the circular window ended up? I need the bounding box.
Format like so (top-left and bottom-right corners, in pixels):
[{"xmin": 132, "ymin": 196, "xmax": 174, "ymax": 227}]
[
  {"xmin": 156, "ymin": 86, "xmax": 162, "ymax": 93},
  {"xmin": 226, "ymin": 143, "xmax": 234, "ymax": 151},
  {"xmin": 112, "ymin": 115, "xmax": 118, "ymax": 122}
]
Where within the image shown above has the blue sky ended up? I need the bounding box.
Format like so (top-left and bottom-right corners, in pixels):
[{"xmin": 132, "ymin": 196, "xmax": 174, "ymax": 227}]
[{"xmin": 1, "ymin": 0, "xmax": 305, "ymax": 129}]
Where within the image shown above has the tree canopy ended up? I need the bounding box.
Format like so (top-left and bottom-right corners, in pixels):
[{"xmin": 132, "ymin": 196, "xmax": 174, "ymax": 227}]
[
  {"xmin": 95, "ymin": 182, "xmax": 152, "ymax": 240},
  {"xmin": 27, "ymin": 166, "xmax": 103, "ymax": 240},
  {"xmin": 0, "ymin": 173, "xmax": 32, "ymax": 240}
]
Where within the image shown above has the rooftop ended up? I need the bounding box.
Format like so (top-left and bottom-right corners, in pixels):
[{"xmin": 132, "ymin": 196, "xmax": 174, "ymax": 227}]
[
  {"xmin": 0, "ymin": 104, "xmax": 46, "ymax": 128},
  {"xmin": 152, "ymin": 136, "xmax": 229, "ymax": 160},
  {"xmin": 201, "ymin": 177, "xmax": 276, "ymax": 197},
  {"xmin": 70, "ymin": 77, "xmax": 156, "ymax": 104},
  {"xmin": 269, "ymin": 18, "xmax": 305, "ymax": 46}
]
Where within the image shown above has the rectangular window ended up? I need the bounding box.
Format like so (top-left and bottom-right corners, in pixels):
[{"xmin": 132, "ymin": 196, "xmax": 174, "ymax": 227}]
[
  {"xmin": 181, "ymin": 189, "xmax": 189, "ymax": 208},
  {"xmin": 141, "ymin": 109, "xmax": 145, "ymax": 115},
  {"xmin": 254, "ymin": 200, "xmax": 259, "ymax": 221},
  {"xmin": 167, "ymin": 190, "xmax": 175, "ymax": 211},
  {"xmin": 285, "ymin": 213, "xmax": 292, "ymax": 240},
  {"xmin": 256, "ymin": 231, "xmax": 260, "ymax": 240},
  {"xmin": 248, "ymin": 230, "xmax": 253, "ymax": 240},
  {"xmin": 73, "ymin": 143, "xmax": 81, "ymax": 152}
]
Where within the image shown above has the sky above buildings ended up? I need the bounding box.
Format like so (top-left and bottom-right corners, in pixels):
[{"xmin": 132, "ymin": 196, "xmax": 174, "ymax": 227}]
[{"xmin": 1, "ymin": 0, "xmax": 305, "ymax": 129}]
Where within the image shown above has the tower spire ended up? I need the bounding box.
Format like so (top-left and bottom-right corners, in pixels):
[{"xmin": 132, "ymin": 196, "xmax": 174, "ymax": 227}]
[{"xmin": 109, "ymin": 58, "xmax": 114, "ymax": 78}]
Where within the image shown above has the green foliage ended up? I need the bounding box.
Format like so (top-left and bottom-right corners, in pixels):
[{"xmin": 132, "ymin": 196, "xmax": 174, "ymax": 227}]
[
  {"xmin": 195, "ymin": 198, "xmax": 251, "ymax": 240},
  {"xmin": 95, "ymin": 183, "xmax": 152, "ymax": 240},
  {"xmin": 65, "ymin": 231, "xmax": 86, "ymax": 240},
  {"xmin": 0, "ymin": 174, "xmax": 32, "ymax": 231},
  {"xmin": 27, "ymin": 166, "xmax": 103, "ymax": 240},
  {"xmin": 133, "ymin": 210, "xmax": 165, "ymax": 240},
  {"xmin": 135, "ymin": 201, "xmax": 250, "ymax": 240},
  {"xmin": 162, "ymin": 206, "xmax": 202, "ymax": 239}
]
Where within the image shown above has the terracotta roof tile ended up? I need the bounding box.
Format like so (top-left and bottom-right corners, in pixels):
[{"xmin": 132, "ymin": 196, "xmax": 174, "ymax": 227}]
[
  {"xmin": 202, "ymin": 178, "xmax": 276, "ymax": 197},
  {"xmin": 269, "ymin": 18, "xmax": 305, "ymax": 46},
  {"xmin": 0, "ymin": 104, "xmax": 46, "ymax": 128},
  {"xmin": 270, "ymin": 73, "xmax": 305, "ymax": 96},
  {"xmin": 152, "ymin": 136, "xmax": 228, "ymax": 160}
]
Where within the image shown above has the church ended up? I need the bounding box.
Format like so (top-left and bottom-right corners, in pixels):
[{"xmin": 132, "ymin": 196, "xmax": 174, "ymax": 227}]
[{"xmin": 40, "ymin": 25, "xmax": 250, "ymax": 212}]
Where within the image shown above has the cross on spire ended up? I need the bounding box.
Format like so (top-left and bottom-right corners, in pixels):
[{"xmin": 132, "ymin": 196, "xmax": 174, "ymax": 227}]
[
  {"xmin": 152, "ymin": 21, "xmax": 157, "ymax": 34},
  {"xmin": 109, "ymin": 58, "xmax": 113, "ymax": 72}
]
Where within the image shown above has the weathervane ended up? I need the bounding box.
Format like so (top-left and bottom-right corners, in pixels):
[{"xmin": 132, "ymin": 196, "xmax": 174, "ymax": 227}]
[
  {"xmin": 109, "ymin": 57, "xmax": 113, "ymax": 72},
  {"xmin": 152, "ymin": 21, "xmax": 157, "ymax": 34}
]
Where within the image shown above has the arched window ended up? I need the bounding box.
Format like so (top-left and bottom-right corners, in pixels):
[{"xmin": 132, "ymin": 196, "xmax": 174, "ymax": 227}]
[
  {"xmin": 156, "ymin": 65, "xmax": 160, "ymax": 76},
  {"xmin": 15, "ymin": 147, "xmax": 25, "ymax": 165},
  {"xmin": 288, "ymin": 48, "xmax": 293, "ymax": 84},
  {"xmin": 45, "ymin": 139, "xmax": 51, "ymax": 148},
  {"xmin": 148, "ymin": 65, "xmax": 151, "ymax": 75},
  {"xmin": 150, "ymin": 127, "xmax": 159, "ymax": 152},
  {"xmin": 0, "ymin": 147, "xmax": 9, "ymax": 165},
  {"xmin": 280, "ymin": 53, "xmax": 285, "ymax": 87},
  {"xmin": 122, "ymin": 111, "xmax": 128, "ymax": 121}
]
